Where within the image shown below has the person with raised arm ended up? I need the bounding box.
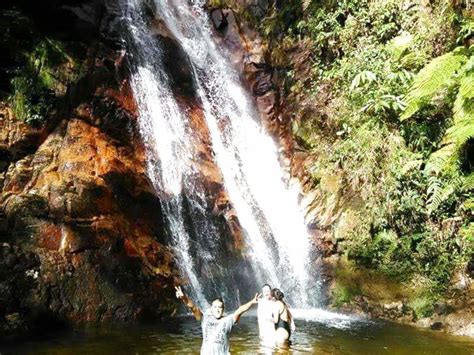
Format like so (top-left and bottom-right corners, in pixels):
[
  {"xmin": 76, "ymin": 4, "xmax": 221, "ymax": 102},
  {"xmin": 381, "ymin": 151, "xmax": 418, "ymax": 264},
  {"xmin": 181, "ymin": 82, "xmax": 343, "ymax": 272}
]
[{"xmin": 175, "ymin": 285, "xmax": 259, "ymax": 355}]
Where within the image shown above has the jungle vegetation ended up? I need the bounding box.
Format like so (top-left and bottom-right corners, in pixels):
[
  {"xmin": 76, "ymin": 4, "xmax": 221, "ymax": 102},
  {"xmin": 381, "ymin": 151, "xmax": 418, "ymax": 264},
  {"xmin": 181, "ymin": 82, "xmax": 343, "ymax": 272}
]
[{"xmin": 214, "ymin": 0, "xmax": 473, "ymax": 311}]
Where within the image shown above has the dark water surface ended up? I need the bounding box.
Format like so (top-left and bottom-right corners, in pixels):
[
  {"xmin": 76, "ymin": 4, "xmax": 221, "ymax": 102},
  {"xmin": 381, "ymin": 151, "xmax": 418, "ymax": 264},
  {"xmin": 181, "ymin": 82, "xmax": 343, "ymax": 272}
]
[{"xmin": 1, "ymin": 314, "xmax": 473, "ymax": 354}]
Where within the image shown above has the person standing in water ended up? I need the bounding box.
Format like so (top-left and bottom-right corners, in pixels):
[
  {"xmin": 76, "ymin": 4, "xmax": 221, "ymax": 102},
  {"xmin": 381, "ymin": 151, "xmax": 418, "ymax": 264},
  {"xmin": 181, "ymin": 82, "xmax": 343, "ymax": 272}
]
[
  {"xmin": 257, "ymin": 284, "xmax": 277, "ymax": 343},
  {"xmin": 175, "ymin": 285, "xmax": 259, "ymax": 354},
  {"xmin": 271, "ymin": 288, "xmax": 294, "ymax": 345}
]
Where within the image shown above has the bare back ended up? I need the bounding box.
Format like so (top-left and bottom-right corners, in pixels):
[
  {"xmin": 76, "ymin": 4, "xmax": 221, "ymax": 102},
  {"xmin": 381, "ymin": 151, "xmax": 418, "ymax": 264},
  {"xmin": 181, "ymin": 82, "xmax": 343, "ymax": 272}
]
[{"xmin": 276, "ymin": 300, "xmax": 290, "ymax": 322}]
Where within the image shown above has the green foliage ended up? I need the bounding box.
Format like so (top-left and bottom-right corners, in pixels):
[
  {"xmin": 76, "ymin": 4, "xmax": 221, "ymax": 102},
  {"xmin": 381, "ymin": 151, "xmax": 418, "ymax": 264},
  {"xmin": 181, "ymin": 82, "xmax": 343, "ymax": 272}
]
[
  {"xmin": 7, "ymin": 37, "xmax": 84, "ymax": 125},
  {"xmin": 9, "ymin": 75, "xmax": 54, "ymax": 125},
  {"xmin": 401, "ymin": 46, "xmax": 473, "ymax": 213},
  {"xmin": 350, "ymin": 70, "xmax": 377, "ymax": 91},
  {"xmin": 409, "ymin": 294, "xmax": 435, "ymax": 319},
  {"xmin": 401, "ymin": 49, "xmax": 467, "ymax": 120},
  {"xmin": 460, "ymin": 222, "xmax": 474, "ymax": 240},
  {"xmin": 1, "ymin": 8, "xmax": 86, "ymax": 125},
  {"xmin": 457, "ymin": 17, "xmax": 474, "ymax": 44},
  {"xmin": 346, "ymin": 225, "xmax": 469, "ymax": 293},
  {"xmin": 256, "ymin": 0, "xmax": 472, "ymax": 295},
  {"xmin": 214, "ymin": 0, "xmax": 469, "ymax": 305},
  {"xmin": 331, "ymin": 283, "xmax": 360, "ymax": 307},
  {"xmin": 259, "ymin": 1, "xmax": 303, "ymax": 38},
  {"xmin": 347, "ymin": 230, "xmax": 414, "ymax": 279}
]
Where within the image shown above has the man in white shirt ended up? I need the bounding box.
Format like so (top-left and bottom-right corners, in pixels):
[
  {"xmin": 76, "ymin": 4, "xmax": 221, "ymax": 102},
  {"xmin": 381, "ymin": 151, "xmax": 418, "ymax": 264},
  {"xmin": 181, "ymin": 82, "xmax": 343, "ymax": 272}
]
[
  {"xmin": 175, "ymin": 285, "xmax": 259, "ymax": 354},
  {"xmin": 257, "ymin": 284, "xmax": 276, "ymax": 344}
]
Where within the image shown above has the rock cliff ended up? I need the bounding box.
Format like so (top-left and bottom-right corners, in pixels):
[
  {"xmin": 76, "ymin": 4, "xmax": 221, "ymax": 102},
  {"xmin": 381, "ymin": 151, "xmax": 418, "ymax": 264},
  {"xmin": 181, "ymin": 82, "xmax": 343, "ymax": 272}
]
[
  {"xmin": 0, "ymin": 0, "xmax": 178, "ymax": 336},
  {"xmin": 0, "ymin": 0, "xmax": 288, "ymax": 336}
]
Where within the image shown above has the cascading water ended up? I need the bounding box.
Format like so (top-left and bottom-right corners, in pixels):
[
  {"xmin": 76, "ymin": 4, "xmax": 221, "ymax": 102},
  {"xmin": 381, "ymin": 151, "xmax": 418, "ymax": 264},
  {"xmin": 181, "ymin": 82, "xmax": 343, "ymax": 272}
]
[
  {"xmin": 122, "ymin": 0, "xmax": 319, "ymax": 308},
  {"xmin": 122, "ymin": 0, "xmax": 246, "ymax": 308}
]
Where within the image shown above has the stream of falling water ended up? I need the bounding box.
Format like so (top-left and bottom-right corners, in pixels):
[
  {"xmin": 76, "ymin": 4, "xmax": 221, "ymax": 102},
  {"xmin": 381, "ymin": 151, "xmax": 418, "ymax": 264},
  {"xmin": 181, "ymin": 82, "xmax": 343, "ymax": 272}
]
[{"xmin": 122, "ymin": 0, "xmax": 318, "ymax": 308}]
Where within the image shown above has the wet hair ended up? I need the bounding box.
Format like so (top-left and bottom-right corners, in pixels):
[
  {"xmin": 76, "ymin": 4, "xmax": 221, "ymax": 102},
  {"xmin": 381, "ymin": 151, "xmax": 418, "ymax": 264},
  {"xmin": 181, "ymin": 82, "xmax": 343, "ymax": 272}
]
[
  {"xmin": 272, "ymin": 288, "xmax": 284, "ymax": 301},
  {"xmin": 262, "ymin": 284, "xmax": 272, "ymax": 290},
  {"xmin": 212, "ymin": 298, "xmax": 225, "ymax": 308}
]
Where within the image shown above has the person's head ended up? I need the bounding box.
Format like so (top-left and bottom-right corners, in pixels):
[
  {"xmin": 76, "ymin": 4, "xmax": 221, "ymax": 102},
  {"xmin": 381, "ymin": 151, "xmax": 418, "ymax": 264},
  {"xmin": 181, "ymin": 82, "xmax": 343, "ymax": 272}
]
[
  {"xmin": 272, "ymin": 288, "xmax": 284, "ymax": 301},
  {"xmin": 261, "ymin": 284, "xmax": 272, "ymax": 300},
  {"xmin": 211, "ymin": 298, "xmax": 225, "ymax": 319}
]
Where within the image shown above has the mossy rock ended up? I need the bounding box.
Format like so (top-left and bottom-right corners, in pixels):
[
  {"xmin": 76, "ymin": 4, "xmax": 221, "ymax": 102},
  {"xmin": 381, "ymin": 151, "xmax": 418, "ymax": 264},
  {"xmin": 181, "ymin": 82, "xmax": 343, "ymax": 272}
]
[
  {"xmin": 4, "ymin": 194, "xmax": 48, "ymax": 220},
  {"xmin": 331, "ymin": 257, "xmax": 408, "ymax": 303}
]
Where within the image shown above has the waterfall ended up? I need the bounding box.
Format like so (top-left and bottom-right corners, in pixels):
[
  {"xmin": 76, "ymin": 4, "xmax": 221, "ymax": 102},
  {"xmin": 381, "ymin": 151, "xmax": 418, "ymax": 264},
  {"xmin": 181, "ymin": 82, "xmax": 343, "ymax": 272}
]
[{"xmin": 122, "ymin": 0, "xmax": 318, "ymax": 308}]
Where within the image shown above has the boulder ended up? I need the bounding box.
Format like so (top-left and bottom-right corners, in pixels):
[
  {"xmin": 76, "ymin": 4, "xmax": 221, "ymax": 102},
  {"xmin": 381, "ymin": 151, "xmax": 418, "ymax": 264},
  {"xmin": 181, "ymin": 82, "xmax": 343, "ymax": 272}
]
[{"xmin": 210, "ymin": 8, "xmax": 228, "ymax": 31}]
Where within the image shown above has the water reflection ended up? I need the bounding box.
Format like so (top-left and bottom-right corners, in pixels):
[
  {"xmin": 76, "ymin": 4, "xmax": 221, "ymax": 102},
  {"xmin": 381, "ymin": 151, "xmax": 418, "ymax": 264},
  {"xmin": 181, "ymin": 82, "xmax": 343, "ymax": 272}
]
[{"xmin": 1, "ymin": 315, "xmax": 473, "ymax": 354}]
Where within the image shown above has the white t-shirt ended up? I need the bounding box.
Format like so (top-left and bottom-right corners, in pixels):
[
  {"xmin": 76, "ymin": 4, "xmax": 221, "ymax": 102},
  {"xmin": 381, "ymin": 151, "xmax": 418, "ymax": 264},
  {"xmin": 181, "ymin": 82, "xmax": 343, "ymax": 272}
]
[
  {"xmin": 201, "ymin": 313, "xmax": 235, "ymax": 355},
  {"xmin": 257, "ymin": 298, "xmax": 276, "ymax": 342}
]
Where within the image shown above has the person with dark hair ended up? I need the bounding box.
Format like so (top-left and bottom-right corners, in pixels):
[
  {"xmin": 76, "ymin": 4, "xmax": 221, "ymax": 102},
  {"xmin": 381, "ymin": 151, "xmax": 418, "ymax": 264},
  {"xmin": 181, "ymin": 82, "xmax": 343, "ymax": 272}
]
[
  {"xmin": 175, "ymin": 285, "xmax": 259, "ymax": 354},
  {"xmin": 271, "ymin": 288, "xmax": 294, "ymax": 344},
  {"xmin": 257, "ymin": 283, "xmax": 277, "ymax": 344}
]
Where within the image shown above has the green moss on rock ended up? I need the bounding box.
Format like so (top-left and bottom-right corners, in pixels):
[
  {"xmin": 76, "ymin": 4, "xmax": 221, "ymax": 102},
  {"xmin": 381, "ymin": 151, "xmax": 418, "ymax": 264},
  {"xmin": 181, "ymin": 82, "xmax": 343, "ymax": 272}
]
[{"xmin": 1, "ymin": 8, "xmax": 86, "ymax": 126}]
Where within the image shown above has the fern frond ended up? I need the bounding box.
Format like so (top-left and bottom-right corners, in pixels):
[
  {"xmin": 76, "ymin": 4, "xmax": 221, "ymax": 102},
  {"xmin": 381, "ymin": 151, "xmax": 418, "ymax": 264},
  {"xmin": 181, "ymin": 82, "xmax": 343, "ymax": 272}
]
[
  {"xmin": 426, "ymin": 69, "xmax": 474, "ymax": 175},
  {"xmin": 453, "ymin": 71, "xmax": 474, "ymax": 116},
  {"xmin": 458, "ymin": 66, "xmax": 474, "ymax": 100},
  {"xmin": 444, "ymin": 71, "xmax": 474, "ymax": 147},
  {"xmin": 401, "ymin": 158, "xmax": 423, "ymax": 175},
  {"xmin": 463, "ymin": 173, "xmax": 474, "ymax": 191},
  {"xmin": 425, "ymin": 143, "xmax": 457, "ymax": 175},
  {"xmin": 418, "ymin": 51, "xmax": 474, "ymax": 213},
  {"xmin": 444, "ymin": 118, "xmax": 474, "ymax": 147},
  {"xmin": 427, "ymin": 174, "xmax": 463, "ymax": 212},
  {"xmin": 426, "ymin": 176, "xmax": 445, "ymax": 212},
  {"xmin": 401, "ymin": 49, "xmax": 467, "ymax": 120}
]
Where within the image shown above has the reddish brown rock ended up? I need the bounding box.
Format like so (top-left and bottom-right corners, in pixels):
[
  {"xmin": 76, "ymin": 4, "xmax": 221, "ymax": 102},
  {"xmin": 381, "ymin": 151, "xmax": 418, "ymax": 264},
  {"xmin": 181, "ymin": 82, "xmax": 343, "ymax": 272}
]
[
  {"xmin": 0, "ymin": 21, "xmax": 178, "ymax": 332},
  {"xmin": 0, "ymin": 105, "xmax": 45, "ymax": 171}
]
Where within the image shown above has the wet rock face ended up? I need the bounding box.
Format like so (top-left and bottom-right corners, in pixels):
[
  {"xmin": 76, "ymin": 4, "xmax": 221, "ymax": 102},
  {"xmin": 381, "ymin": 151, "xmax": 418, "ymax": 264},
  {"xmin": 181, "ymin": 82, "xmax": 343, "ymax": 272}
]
[
  {"xmin": 0, "ymin": 243, "xmax": 77, "ymax": 338},
  {"xmin": 1, "ymin": 95, "xmax": 176, "ymax": 324},
  {"xmin": 158, "ymin": 36, "xmax": 198, "ymax": 100},
  {"xmin": 0, "ymin": 0, "xmax": 178, "ymax": 330},
  {"xmin": 208, "ymin": 7, "xmax": 292, "ymax": 158}
]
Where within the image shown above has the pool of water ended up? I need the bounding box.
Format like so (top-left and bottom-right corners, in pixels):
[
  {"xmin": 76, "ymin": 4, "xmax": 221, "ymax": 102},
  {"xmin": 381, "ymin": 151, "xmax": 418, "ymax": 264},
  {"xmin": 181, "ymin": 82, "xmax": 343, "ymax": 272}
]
[{"xmin": 1, "ymin": 311, "xmax": 473, "ymax": 354}]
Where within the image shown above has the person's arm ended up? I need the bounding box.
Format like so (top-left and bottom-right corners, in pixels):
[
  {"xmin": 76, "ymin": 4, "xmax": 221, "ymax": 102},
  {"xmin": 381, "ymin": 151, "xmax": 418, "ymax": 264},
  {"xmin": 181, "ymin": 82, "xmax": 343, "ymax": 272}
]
[
  {"xmin": 175, "ymin": 285, "xmax": 203, "ymax": 321},
  {"xmin": 233, "ymin": 293, "xmax": 259, "ymax": 323}
]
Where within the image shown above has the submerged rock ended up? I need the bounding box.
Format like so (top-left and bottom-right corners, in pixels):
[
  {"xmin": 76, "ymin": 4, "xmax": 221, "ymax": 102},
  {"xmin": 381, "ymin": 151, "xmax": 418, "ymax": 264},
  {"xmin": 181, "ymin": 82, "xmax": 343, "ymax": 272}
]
[{"xmin": 430, "ymin": 321, "xmax": 444, "ymax": 331}]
